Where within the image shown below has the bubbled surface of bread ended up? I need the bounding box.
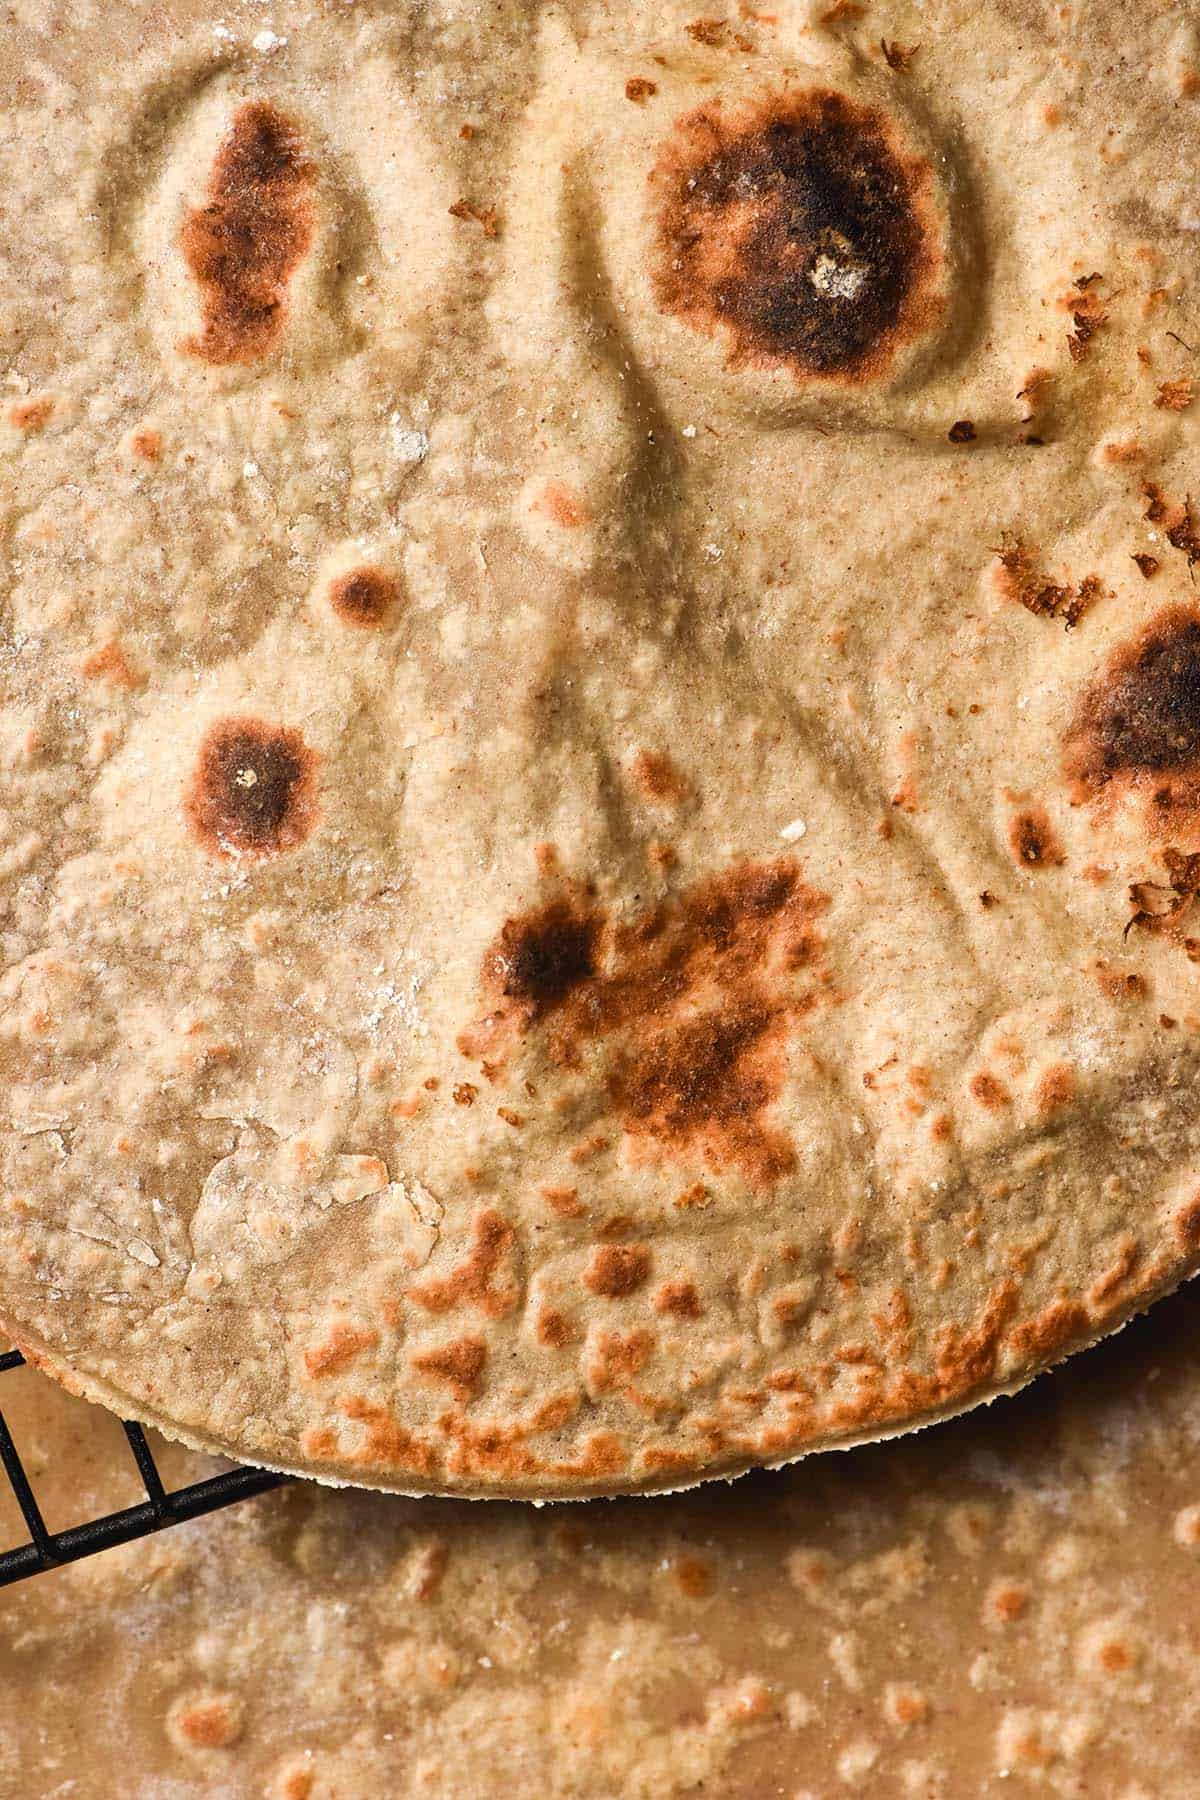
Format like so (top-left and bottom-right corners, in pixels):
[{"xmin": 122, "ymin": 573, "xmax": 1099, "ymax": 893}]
[{"xmin": 2, "ymin": 0, "xmax": 1200, "ymax": 1493}]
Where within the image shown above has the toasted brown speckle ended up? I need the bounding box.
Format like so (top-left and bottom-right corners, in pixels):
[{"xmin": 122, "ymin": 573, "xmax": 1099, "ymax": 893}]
[
  {"xmin": 9, "ymin": 396, "xmax": 53, "ymax": 431},
  {"xmin": 583, "ymin": 1244, "xmax": 652, "ymax": 1298},
  {"xmin": 1035, "ymin": 1063, "xmax": 1077, "ymax": 1116},
  {"xmin": 130, "ymin": 426, "xmax": 162, "ymax": 462},
  {"xmin": 407, "ymin": 1208, "xmax": 519, "ymax": 1320},
  {"xmin": 79, "ymin": 640, "xmax": 144, "ymax": 691},
  {"xmin": 167, "ymin": 1691, "xmax": 242, "ymax": 1752},
  {"xmin": 631, "ymin": 749, "xmax": 689, "ymax": 805},
  {"xmin": 1156, "ymin": 375, "xmax": 1194, "ymax": 412},
  {"xmin": 303, "ymin": 1321, "xmax": 379, "ymax": 1380},
  {"xmin": 411, "ymin": 1336, "xmax": 487, "ymax": 1402},
  {"xmin": 983, "ymin": 1579, "xmax": 1030, "ymax": 1626},
  {"xmin": 969, "ymin": 1071, "xmax": 1011, "ymax": 1111},
  {"xmin": 534, "ymin": 481, "xmax": 590, "ymax": 529},
  {"xmin": 536, "ymin": 1307, "xmax": 573, "ymax": 1349},
  {"xmin": 655, "ymin": 1278, "xmax": 703, "ymax": 1318}
]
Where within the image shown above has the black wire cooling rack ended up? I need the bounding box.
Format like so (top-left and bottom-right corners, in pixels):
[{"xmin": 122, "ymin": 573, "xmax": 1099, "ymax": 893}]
[{"xmin": 0, "ymin": 1348, "xmax": 289, "ymax": 1587}]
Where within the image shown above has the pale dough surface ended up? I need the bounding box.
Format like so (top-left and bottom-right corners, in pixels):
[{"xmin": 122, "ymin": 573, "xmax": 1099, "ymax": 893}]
[{"xmin": 3, "ymin": 0, "xmax": 1200, "ymax": 1493}]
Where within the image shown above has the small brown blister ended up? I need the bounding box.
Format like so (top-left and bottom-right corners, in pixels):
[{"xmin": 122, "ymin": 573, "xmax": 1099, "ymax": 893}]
[
  {"xmin": 303, "ymin": 1321, "xmax": 379, "ymax": 1380},
  {"xmin": 1143, "ymin": 483, "xmax": 1200, "ymax": 573},
  {"xmin": 1008, "ymin": 807, "xmax": 1065, "ymax": 870},
  {"xmin": 969, "ymin": 1071, "xmax": 1011, "ymax": 1110},
  {"xmin": 1007, "ymin": 1296, "xmax": 1089, "ymax": 1359},
  {"xmin": 583, "ymin": 1243, "xmax": 652, "ymax": 1298},
  {"xmin": 1064, "ymin": 279, "xmax": 1108, "ymax": 363},
  {"xmin": 880, "ymin": 39, "xmax": 919, "ymax": 71},
  {"xmin": 630, "ymin": 748, "xmax": 689, "ymax": 805},
  {"xmin": 686, "ymin": 16, "xmax": 728, "ymax": 44},
  {"xmin": 328, "ymin": 565, "xmax": 402, "ymax": 628},
  {"xmin": 655, "ymin": 1278, "xmax": 703, "ymax": 1318},
  {"xmin": 130, "ymin": 426, "xmax": 163, "ymax": 462},
  {"xmin": 9, "ymin": 396, "xmax": 53, "ymax": 431},
  {"xmin": 180, "ymin": 102, "xmax": 316, "ymax": 366},
  {"xmin": 448, "ymin": 197, "xmax": 500, "ymax": 236},
  {"xmin": 651, "ymin": 87, "xmax": 944, "ymax": 386},
  {"xmin": 1125, "ymin": 846, "xmax": 1200, "ymax": 942},
  {"xmin": 185, "ymin": 718, "xmax": 321, "ymax": 859},
  {"xmin": 79, "ymin": 640, "xmax": 144, "ymax": 690},
  {"xmin": 1035, "ymin": 1062, "xmax": 1076, "ymax": 1115},
  {"xmin": 1155, "ymin": 376, "xmax": 1194, "ymax": 412}
]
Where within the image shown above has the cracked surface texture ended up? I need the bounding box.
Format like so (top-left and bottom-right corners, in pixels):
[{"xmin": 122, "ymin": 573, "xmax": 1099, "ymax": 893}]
[{"xmin": 1, "ymin": 0, "xmax": 1200, "ymax": 1494}]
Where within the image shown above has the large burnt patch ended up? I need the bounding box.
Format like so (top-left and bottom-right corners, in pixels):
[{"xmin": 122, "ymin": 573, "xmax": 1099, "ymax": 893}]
[
  {"xmin": 462, "ymin": 859, "xmax": 832, "ymax": 1187},
  {"xmin": 651, "ymin": 87, "xmax": 943, "ymax": 385},
  {"xmin": 1064, "ymin": 606, "xmax": 1200, "ymax": 836}
]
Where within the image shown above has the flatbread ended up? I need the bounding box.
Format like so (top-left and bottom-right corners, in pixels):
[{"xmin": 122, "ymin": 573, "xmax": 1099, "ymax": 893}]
[
  {"xmin": 2, "ymin": 0, "xmax": 1200, "ymax": 1495},
  {"xmin": 4, "ymin": 1295, "xmax": 1200, "ymax": 1796}
]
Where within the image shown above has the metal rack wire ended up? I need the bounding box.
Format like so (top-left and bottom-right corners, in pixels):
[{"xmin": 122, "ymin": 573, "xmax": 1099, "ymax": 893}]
[{"xmin": 0, "ymin": 1348, "xmax": 289, "ymax": 1587}]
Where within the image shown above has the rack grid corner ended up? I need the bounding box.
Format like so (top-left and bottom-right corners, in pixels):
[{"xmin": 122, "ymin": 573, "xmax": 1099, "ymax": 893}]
[{"xmin": 0, "ymin": 1348, "xmax": 289, "ymax": 1587}]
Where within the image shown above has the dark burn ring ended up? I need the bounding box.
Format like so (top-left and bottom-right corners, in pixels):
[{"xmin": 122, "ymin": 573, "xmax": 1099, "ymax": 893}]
[
  {"xmin": 651, "ymin": 87, "xmax": 944, "ymax": 385},
  {"xmin": 186, "ymin": 717, "xmax": 321, "ymax": 858}
]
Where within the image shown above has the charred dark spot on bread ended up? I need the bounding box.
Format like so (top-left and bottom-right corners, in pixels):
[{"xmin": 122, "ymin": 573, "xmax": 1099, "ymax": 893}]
[
  {"xmin": 180, "ymin": 101, "xmax": 315, "ymax": 366},
  {"xmin": 466, "ymin": 859, "xmax": 831, "ymax": 1187},
  {"xmin": 993, "ymin": 537, "xmax": 1104, "ymax": 629},
  {"xmin": 486, "ymin": 896, "xmax": 601, "ymax": 1019},
  {"xmin": 1065, "ymin": 609, "xmax": 1200, "ymax": 835},
  {"xmin": 328, "ymin": 565, "xmax": 401, "ymax": 628},
  {"xmin": 651, "ymin": 87, "xmax": 943, "ymax": 385},
  {"xmin": 1143, "ymin": 484, "xmax": 1200, "ymax": 574},
  {"xmin": 1008, "ymin": 807, "xmax": 1065, "ymax": 870},
  {"xmin": 1125, "ymin": 846, "xmax": 1200, "ymax": 941},
  {"xmin": 186, "ymin": 718, "xmax": 320, "ymax": 858}
]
